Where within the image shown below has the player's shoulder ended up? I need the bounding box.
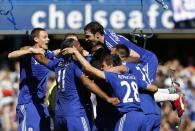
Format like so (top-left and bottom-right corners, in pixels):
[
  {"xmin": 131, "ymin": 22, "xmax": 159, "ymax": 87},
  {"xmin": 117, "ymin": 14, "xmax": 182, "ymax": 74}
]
[
  {"xmin": 104, "ymin": 71, "xmax": 118, "ymax": 79},
  {"xmin": 105, "ymin": 29, "xmax": 120, "ymax": 41}
]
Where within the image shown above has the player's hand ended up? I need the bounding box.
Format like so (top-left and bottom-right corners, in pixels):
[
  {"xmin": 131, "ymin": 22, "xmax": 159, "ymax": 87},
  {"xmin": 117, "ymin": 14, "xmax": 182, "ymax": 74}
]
[
  {"xmin": 82, "ymin": 50, "xmax": 89, "ymax": 56},
  {"xmin": 30, "ymin": 48, "xmax": 45, "ymax": 55},
  {"xmin": 61, "ymin": 47, "xmax": 77, "ymax": 55},
  {"xmin": 107, "ymin": 97, "xmax": 120, "ymax": 105}
]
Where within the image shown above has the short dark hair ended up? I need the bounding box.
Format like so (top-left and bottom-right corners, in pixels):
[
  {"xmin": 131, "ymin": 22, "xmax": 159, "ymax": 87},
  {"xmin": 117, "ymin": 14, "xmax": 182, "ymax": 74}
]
[
  {"xmin": 115, "ymin": 44, "xmax": 129, "ymax": 58},
  {"xmin": 101, "ymin": 54, "xmax": 122, "ymax": 67},
  {"xmin": 60, "ymin": 38, "xmax": 74, "ymax": 50},
  {"xmin": 84, "ymin": 21, "xmax": 104, "ymax": 35},
  {"xmin": 60, "ymin": 38, "xmax": 75, "ymax": 60},
  {"xmin": 92, "ymin": 41, "xmax": 110, "ymax": 54},
  {"xmin": 30, "ymin": 28, "xmax": 46, "ymax": 43}
]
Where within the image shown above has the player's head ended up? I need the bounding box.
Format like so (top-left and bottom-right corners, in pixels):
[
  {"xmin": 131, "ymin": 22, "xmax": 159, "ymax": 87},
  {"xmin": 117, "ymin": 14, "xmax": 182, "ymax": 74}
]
[
  {"xmin": 92, "ymin": 42, "xmax": 110, "ymax": 61},
  {"xmin": 30, "ymin": 28, "xmax": 49, "ymax": 50},
  {"xmin": 60, "ymin": 38, "xmax": 83, "ymax": 53},
  {"xmin": 84, "ymin": 21, "xmax": 104, "ymax": 46},
  {"xmin": 112, "ymin": 44, "xmax": 129, "ymax": 60},
  {"xmin": 100, "ymin": 54, "xmax": 122, "ymax": 71},
  {"xmin": 91, "ymin": 42, "xmax": 104, "ymax": 55},
  {"xmin": 64, "ymin": 33, "xmax": 78, "ymax": 41},
  {"xmin": 60, "ymin": 38, "xmax": 83, "ymax": 60}
]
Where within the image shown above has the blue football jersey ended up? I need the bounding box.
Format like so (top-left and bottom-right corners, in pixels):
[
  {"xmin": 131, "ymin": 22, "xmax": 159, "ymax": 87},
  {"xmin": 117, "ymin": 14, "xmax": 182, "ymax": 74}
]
[
  {"xmin": 54, "ymin": 59, "xmax": 87, "ymax": 117},
  {"xmin": 123, "ymin": 61, "xmax": 161, "ymax": 115},
  {"xmin": 104, "ymin": 30, "xmax": 154, "ymax": 62},
  {"xmin": 18, "ymin": 55, "xmax": 50, "ymax": 105},
  {"xmin": 104, "ymin": 71, "xmax": 147, "ymax": 113}
]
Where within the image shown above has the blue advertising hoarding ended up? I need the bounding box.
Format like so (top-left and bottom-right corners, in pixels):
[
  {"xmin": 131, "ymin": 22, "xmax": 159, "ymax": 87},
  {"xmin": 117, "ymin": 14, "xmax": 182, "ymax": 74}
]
[{"xmin": 0, "ymin": 1, "xmax": 174, "ymax": 31}]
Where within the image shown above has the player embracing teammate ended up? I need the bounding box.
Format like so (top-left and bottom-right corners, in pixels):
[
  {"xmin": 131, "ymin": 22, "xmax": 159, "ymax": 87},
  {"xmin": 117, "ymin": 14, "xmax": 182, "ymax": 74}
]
[{"xmin": 8, "ymin": 21, "xmax": 185, "ymax": 131}]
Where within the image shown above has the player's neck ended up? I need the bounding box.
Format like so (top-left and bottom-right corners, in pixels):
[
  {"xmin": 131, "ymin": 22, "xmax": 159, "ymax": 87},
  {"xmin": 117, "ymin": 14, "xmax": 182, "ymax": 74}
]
[{"xmin": 34, "ymin": 43, "xmax": 41, "ymax": 49}]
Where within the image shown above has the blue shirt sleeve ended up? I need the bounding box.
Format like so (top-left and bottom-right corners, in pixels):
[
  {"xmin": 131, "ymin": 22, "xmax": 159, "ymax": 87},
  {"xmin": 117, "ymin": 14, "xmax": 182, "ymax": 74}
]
[
  {"xmin": 104, "ymin": 30, "xmax": 131, "ymax": 54},
  {"xmin": 74, "ymin": 63, "xmax": 84, "ymax": 78}
]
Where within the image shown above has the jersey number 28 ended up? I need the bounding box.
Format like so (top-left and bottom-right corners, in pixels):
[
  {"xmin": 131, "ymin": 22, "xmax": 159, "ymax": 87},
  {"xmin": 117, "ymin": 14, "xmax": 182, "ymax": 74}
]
[{"xmin": 121, "ymin": 81, "xmax": 140, "ymax": 103}]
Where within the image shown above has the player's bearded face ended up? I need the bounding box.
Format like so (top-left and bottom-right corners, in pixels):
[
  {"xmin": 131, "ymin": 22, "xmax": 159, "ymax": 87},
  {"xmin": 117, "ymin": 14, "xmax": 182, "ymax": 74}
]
[
  {"xmin": 85, "ymin": 30, "xmax": 98, "ymax": 46},
  {"xmin": 37, "ymin": 31, "xmax": 50, "ymax": 50}
]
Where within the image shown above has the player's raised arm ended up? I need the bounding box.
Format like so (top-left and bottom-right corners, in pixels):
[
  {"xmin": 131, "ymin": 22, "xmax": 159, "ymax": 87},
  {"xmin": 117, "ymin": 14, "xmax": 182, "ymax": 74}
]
[
  {"xmin": 8, "ymin": 47, "xmax": 45, "ymax": 60},
  {"xmin": 63, "ymin": 47, "xmax": 106, "ymax": 80}
]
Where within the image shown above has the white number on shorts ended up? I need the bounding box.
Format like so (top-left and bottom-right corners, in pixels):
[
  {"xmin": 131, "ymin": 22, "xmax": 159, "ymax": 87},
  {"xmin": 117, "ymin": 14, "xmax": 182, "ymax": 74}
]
[{"xmin": 121, "ymin": 81, "xmax": 140, "ymax": 103}]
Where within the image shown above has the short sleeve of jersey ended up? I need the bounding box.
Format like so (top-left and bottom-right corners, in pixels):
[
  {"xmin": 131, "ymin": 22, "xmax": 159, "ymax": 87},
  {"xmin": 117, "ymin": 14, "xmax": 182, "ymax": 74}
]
[{"xmin": 74, "ymin": 63, "xmax": 84, "ymax": 78}]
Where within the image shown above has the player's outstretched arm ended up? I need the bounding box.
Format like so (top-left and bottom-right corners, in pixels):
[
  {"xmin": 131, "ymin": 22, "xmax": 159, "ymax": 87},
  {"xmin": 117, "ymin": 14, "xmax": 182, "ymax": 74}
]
[
  {"xmin": 145, "ymin": 84, "xmax": 158, "ymax": 92},
  {"xmin": 79, "ymin": 75, "xmax": 120, "ymax": 105},
  {"xmin": 8, "ymin": 47, "xmax": 44, "ymax": 60},
  {"xmin": 63, "ymin": 47, "xmax": 106, "ymax": 80}
]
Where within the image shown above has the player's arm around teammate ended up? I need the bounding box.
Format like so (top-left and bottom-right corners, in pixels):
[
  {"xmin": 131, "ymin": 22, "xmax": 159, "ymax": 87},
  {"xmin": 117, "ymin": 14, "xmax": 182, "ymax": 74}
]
[
  {"xmin": 62, "ymin": 47, "xmax": 158, "ymax": 93},
  {"xmin": 32, "ymin": 40, "xmax": 120, "ymax": 106},
  {"xmin": 8, "ymin": 47, "xmax": 45, "ymax": 60}
]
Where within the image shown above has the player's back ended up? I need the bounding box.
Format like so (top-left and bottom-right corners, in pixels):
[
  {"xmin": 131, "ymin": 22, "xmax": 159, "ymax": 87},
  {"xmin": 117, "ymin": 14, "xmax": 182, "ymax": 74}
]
[
  {"xmin": 54, "ymin": 60, "xmax": 86, "ymax": 117},
  {"xmin": 104, "ymin": 71, "xmax": 146, "ymax": 113},
  {"xmin": 18, "ymin": 55, "xmax": 50, "ymax": 105},
  {"xmin": 123, "ymin": 61, "xmax": 161, "ymax": 115},
  {"xmin": 104, "ymin": 71, "xmax": 147, "ymax": 131}
]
